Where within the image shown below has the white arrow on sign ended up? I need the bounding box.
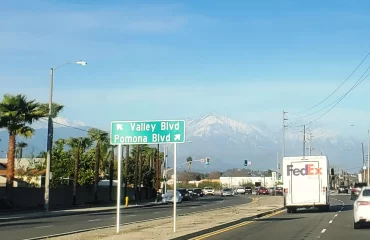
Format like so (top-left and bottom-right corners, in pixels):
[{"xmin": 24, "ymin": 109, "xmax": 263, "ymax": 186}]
[
  {"xmin": 174, "ymin": 134, "xmax": 180, "ymax": 141},
  {"xmin": 116, "ymin": 124, "xmax": 123, "ymax": 131}
]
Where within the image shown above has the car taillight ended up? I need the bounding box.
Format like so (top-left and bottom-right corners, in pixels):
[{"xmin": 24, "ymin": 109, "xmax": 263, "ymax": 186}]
[{"xmin": 358, "ymin": 201, "xmax": 370, "ymax": 206}]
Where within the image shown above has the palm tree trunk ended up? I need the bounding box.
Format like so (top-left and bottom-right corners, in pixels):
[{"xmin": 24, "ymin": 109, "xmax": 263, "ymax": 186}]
[
  {"xmin": 20, "ymin": 148, "xmax": 23, "ymax": 159},
  {"xmin": 109, "ymin": 146, "xmax": 114, "ymax": 201},
  {"xmin": 124, "ymin": 145, "xmax": 129, "ymax": 200},
  {"xmin": 134, "ymin": 145, "xmax": 139, "ymax": 200},
  {"xmin": 73, "ymin": 149, "xmax": 80, "ymax": 205},
  {"xmin": 94, "ymin": 141, "xmax": 101, "ymax": 201},
  {"xmin": 6, "ymin": 133, "xmax": 16, "ymax": 197}
]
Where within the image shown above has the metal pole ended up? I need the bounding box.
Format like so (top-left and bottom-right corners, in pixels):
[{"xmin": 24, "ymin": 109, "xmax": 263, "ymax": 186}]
[
  {"xmin": 173, "ymin": 143, "xmax": 177, "ymax": 232},
  {"xmin": 44, "ymin": 68, "xmax": 54, "ymax": 212},
  {"xmin": 116, "ymin": 144, "xmax": 122, "ymax": 233},
  {"xmin": 362, "ymin": 143, "xmax": 365, "ymax": 181},
  {"xmin": 164, "ymin": 145, "xmax": 168, "ymax": 193},
  {"xmin": 368, "ymin": 130, "xmax": 370, "ymax": 185},
  {"xmin": 282, "ymin": 111, "xmax": 287, "ymax": 158},
  {"xmin": 303, "ymin": 125, "xmax": 306, "ymax": 157}
]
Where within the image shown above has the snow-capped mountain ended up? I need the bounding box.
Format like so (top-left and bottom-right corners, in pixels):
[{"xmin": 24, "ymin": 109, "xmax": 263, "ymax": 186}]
[{"xmin": 0, "ymin": 114, "xmax": 363, "ymax": 173}]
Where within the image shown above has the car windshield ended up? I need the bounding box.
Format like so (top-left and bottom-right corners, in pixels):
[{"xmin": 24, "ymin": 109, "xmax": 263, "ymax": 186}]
[
  {"xmin": 223, "ymin": 188, "xmax": 232, "ymax": 191},
  {"xmin": 276, "ymin": 187, "xmax": 283, "ymax": 190},
  {"xmin": 193, "ymin": 189, "xmax": 202, "ymax": 193},
  {"xmin": 245, "ymin": 187, "xmax": 251, "ymax": 189},
  {"xmin": 362, "ymin": 189, "xmax": 370, "ymax": 196},
  {"xmin": 177, "ymin": 189, "xmax": 187, "ymax": 193},
  {"xmin": 204, "ymin": 187, "xmax": 213, "ymax": 190}
]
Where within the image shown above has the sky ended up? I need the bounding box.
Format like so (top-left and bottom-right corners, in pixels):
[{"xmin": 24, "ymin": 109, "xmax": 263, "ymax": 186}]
[{"xmin": 1, "ymin": 0, "xmax": 370, "ymax": 137}]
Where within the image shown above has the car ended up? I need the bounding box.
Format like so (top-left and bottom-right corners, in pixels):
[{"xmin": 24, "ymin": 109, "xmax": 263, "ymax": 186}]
[
  {"xmin": 257, "ymin": 187, "xmax": 269, "ymax": 195},
  {"xmin": 351, "ymin": 182, "xmax": 368, "ymax": 200},
  {"xmin": 177, "ymin": 188, "xmax": 191, "ymax": 201},
  {"xmin": 244, "ymin": 186, "xmax": 252, "ymax": 194},
  {"xmin": 162, "ymin": 190, "xmax": 182, "ymax": 204},
  {"xmin": 203, "ymin": 187, "xmax": 215, "ymax": 196},
  {"xmin": 192, "ymin": 188, "xmax": 204, "ymax": 197},
  {"xmin": 275, "ymin": 187, "xmax": 283, "ymax": 196},
  {"xmin": 338, "ymin": 185, "xmax": 348, "ymax": 194},
  {"xmin": 221, "ymin": 188, "xmax": 234, "ymax": 197},
  {"xmin": 353, "ymin": 186, "xmax": 370, "ymax": 229},
  {"xmin": 236, "ymin": 187, "xmax": 246, "ymax": 195}
]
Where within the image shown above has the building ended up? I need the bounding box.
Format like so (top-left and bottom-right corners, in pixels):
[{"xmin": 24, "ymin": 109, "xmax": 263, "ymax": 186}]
[{"xmin": 219, "ymin": 172, "xmax": 280, "ymax": 188}]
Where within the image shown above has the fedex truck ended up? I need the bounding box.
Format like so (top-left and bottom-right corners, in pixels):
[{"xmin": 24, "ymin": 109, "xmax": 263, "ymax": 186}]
[{"xmin": 283, "ymin": 156, "xmax": 331, "ymax": 213}]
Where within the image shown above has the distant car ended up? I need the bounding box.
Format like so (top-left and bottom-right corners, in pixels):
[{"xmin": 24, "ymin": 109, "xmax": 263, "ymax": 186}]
[
  {"xmin": 221, "ymin": 188, "xmax": 234, "ymax": 197},
  {"xmin": 236, "ymin": 187, "xmax": 246, "ymax": 195},
  {"xmin": 177, "ymin": 188, "xmax": 191, "ymax": 201},
  {"xmin": 192, "ymin": 188, "xmax": 204, "ymax": 197},
  {"xmin": 275, "ymin": 187, "xmax": 283, "ymax": 196},
  {"xmin": 353, "ymin": 186, "xmax": 370, "ymax": 229},
  {"xmin": 257, "ymin": 187, "xmax": 269, "ymax": 195},
  {"xmin": 203, "ymin": 187, "xmax": 215, "ymax": 196},
  {"xmin": 351, "ymin": 183, "xmax": 368, "ymax": 200},
  {"xmin": 162, "ymin": 190, "xmax": 182, "ymax": 204},
  {"xmin": 338, "ymin": 185, "xmax": 348, "ymax": 194},
  {"xmin": 244, "ymin": 187, "xmax": 252, "ymax": 194}
]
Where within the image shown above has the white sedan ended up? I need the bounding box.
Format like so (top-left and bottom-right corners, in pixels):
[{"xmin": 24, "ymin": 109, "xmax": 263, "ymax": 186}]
[
  {"xmin": 162, "ymin": 190, "xmax": 182, "ymax": 204},
  {"xmin": 353, "ymin": 186, "xmax": 370, "ymax": 229}
]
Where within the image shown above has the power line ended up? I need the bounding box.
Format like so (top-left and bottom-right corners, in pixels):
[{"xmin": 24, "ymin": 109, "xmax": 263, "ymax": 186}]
[
  {"xmin": 290, "ymin": 64, "xmax": 370, "ymax": 121},
  {"xmin": 291, "ymin": 50, "xmax": 370, "ymax": 115},
  {"xmin": 292, "ymin": 70, "xmax": 370, "ymax": 127},
  {"xmin": 40, "ymin": 117, "xmax": 99, "ymax": 133}
]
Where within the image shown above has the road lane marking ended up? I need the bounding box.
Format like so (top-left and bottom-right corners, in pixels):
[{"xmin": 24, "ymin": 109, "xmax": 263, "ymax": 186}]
[
  {"xmin": 126, "ymin": 215, "xmax": 136, "ymax": 217},
  {"xmin": 329, "ymin": 220, "xmax": 333, "ymax": 224},
  {"xmin": 189, "ymin": 209, "xmax": 285, "ymax": 240},
  {"xmin": 35, "ymin": 225, "xmax": 53, "ymax": 228},
  {"xmin": 321, "ymin": 229, "xmax": 326, "ymax": 233},
  {"xmin": 88, "ymin": 219, "xmax": 101, "ymax": 222}
]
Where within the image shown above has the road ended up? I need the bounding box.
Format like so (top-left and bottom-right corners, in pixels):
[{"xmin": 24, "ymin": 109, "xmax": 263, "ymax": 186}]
[
  {"xmin": 179, "ymin": 194, "xmax": 366, "ymax": 240},
  {"xmin": 0, "ymin": 194, "xmax": 252, "ymax": 240}
]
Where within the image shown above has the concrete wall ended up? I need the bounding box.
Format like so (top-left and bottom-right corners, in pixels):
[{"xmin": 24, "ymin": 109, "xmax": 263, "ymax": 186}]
[
  {"xmin": 0, "ymin": 186, "xmax": 156, "ymax": 209},
  {"xmin": 219, "ymin": 176, "xmax": 277, "ymax": 188}
]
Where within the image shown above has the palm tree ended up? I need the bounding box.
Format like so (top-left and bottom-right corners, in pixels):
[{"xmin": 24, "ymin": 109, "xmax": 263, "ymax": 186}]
[
  {"xmin": 186, "ymin": 156, "xmax": 193, "ymax": 172},
  {"xmin": 109, "ymin": 145, "xmax": 117, "ymax": 201},
  {"xmin": 88, "ymin": 128, "xmax": 109, "ymax": 201},
  {"xmin": 16, "ymin": 142, "xmax": 28, "ymax": 159},
  {"xmin": 0, "ymin": 94, "xmax": 47, "ymax": 191},
  {"xmin": 66, "ymin": 137, "xmax": 92, "ymax": 205}
]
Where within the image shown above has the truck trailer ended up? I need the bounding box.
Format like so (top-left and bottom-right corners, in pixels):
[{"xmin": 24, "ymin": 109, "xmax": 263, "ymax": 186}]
[{"xmin": 283, "ymin": 156, "xmax": 331, "ymax": 213}]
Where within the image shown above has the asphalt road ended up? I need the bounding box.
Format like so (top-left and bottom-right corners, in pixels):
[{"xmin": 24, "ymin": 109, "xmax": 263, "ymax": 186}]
[
  {"xmin": 179, "ymin": 194, "xmax": 362, "ymax": 240},
  {"xmin": 0, "ymin": 194, "xmax": 252, "ymax": 240}
]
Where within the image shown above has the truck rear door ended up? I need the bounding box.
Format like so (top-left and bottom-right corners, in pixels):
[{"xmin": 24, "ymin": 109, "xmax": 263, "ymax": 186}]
[{"xmin": 289, "ymin": 161, "xmax": 321, "ymax": 204}]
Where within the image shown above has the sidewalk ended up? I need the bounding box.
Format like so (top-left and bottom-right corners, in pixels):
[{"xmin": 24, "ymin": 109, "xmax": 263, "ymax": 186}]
[
  {"xmin": 51, "ymin": 196, "xmax": 284, "ymax": 240},
  {"xmin": 0, "ymin": 199, "xmax": 164, "ymax": 222}
]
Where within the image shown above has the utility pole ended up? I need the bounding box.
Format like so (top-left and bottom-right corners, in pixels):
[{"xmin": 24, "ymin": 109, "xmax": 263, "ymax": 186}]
[
  {"xmin": 308, "ymin": 132, "xmax": 314, "ymax": 156},
  {"xmin": 362, "ymin": 142, "xmax": 365, "ymax": 181},
  {"xmin": 303, "ymin": 125, "xmax": 306, "ymax": 157},
  {"xmin": 282, "ymin": 111, "xmax": 288, "ymax": 158},
  {"xmin": 368, "ymin": 130, "xmax": 370, "ymax": 186},
  {"xmin": 156, "ymin": 144, "xmax": 160, "ymax": 192}
]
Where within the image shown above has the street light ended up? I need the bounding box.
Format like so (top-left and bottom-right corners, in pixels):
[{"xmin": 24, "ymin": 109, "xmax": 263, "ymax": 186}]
[{"xmin": 44, "ymin": 60, "xmax": 87, "ymax": 212}]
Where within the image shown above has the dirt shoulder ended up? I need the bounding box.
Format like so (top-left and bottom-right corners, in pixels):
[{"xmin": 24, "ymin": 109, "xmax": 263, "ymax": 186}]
[{"xmin": 50, "ymin": 196, "xmax": 283, "ymax": 240}]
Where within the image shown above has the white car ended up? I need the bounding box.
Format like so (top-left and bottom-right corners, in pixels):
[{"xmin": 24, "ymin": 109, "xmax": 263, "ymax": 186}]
[
  {"xmin": 353, "ymin": 186, "xmax": 370, "ymax": 229},
  {"xmin": 236, "ymin": 187, "xmax": 246, "ymax": 195},
  {"xmin": 203, "ymin": 187, "xmax": 215, "ymax": 195},
  {"xmin": 162, "ymin": 190, "xmax": 182, "ymax": 204}
]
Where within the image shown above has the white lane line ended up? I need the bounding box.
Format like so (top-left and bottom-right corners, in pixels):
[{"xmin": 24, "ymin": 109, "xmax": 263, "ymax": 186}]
[
  {"xmin": 35, "ymin": 225, "xmax": 53, "ymax": 228},
  {"xmin": 153, "ymin": 212, "xmax": 160, "ymax": 214},
  {"xmin": 321, "ymin": 229, "xmax": 326, "ymax": 234},
  {"xmin": 191, "ymin": 206, "xmax": 197, "ymax": 209},
  {"xmin": 329, "ymin": 220, "xmax": 333, "ymax": 224},
  {"xmin": 88, "ymin": 219, "xmax": 101, "ymax": 222},
  {"xmin": 334, "ymin": 214, "xmax": 338, "ymax": 218},
  {"xmin": 126, "ymin": 215, "xmax": 136, "ymax": 217}
]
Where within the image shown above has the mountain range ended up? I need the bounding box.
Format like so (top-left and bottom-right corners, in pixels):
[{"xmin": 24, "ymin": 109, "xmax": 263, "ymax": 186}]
[{"xmin": 0, "ymin": 114, "xmax": 363, "ymax": 173}]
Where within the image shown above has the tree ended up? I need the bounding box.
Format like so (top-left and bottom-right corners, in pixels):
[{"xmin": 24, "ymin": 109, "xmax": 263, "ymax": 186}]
[
  {"xmin": 66, "ymin": 137, "xmax": 92, "ymax": 205},
  {"xmin": 208, "ymin": 171, "xmax": 222, "ymax": 179},
  {"xmin": 0, "ymin": 94, "xmax": 47, "ymax": 193},
  {"xmin": 16, "ymin": 141, "xmax": 28, "ymax": 159},
  {"xmin": 88, "ymin": 128, "xmax": 109, "ymax": 201}
]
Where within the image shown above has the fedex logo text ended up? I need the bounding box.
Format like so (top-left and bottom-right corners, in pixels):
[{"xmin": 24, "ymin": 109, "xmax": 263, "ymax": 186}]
[{"xmin": 287, "ymin": 164, "xmax": 322, "ymax": 176}]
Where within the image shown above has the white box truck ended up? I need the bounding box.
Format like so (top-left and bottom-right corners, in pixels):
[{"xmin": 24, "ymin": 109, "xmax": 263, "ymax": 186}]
[{"xmin": 283, "ymin": 156, "xmax": 331, "ymax": 213}]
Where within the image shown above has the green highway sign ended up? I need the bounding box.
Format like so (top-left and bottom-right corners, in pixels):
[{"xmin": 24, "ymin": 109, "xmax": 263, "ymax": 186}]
[{"xmin": 110, "ymin": 120, "xmax": 185, "ymax": 145}]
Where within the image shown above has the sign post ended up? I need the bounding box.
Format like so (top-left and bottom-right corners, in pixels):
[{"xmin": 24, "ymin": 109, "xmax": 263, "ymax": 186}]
[
  {"xmin": 116, "ymin": 145, "xmax": 122, "ymax": 233},
  {"xmin": 110, "ymin": 120, "xmax": 185, "ymax": 234},
  {"xmin": 173, "ymin": 143, "xmax": 177, "ymax": 232}
]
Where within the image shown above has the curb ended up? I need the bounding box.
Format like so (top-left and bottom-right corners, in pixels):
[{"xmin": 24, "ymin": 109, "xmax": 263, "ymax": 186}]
[{"xmin": 0, "ymin": 202, "xmax": 165, "ymax": 223}]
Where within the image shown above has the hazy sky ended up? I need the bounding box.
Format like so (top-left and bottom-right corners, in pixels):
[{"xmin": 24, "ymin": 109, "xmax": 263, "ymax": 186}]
[{"xmin": 1, "ymin": 0, "xmax": 370, "ymax": 137}]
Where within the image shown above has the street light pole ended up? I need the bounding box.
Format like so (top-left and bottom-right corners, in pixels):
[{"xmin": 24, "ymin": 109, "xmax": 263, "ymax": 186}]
[{"xmin": 44, "ymin": 61, "xmax": 87, "ymax": 212}]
